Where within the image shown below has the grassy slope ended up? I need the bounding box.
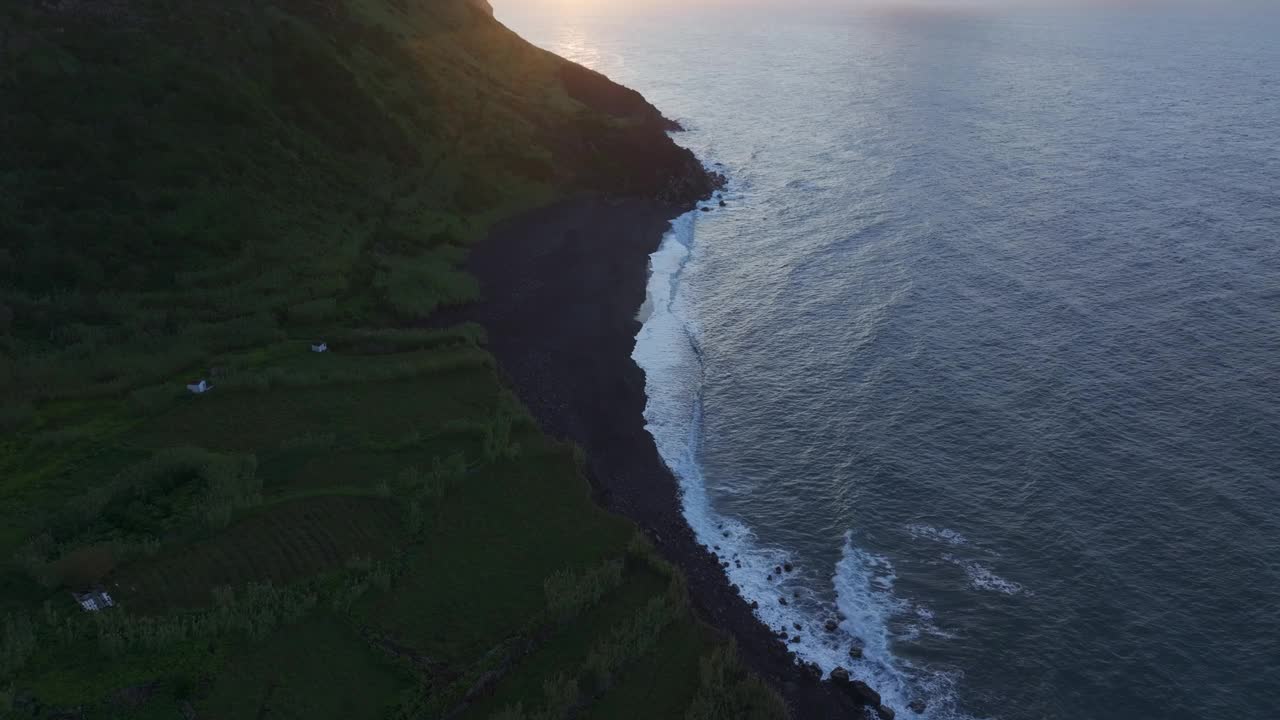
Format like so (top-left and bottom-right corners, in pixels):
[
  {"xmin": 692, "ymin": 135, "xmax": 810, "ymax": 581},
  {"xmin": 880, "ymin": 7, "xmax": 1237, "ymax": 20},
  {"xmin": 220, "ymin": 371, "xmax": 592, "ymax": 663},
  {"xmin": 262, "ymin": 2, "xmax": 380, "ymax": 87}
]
[{"xmin": 0, "ymin": 0, "xmax": 772, "ymax": 717}]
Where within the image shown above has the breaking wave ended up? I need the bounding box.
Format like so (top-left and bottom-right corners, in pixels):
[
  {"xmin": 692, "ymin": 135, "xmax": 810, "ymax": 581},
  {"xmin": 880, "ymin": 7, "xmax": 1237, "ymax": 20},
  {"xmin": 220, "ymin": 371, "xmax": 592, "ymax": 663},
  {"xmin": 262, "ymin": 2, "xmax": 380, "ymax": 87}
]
[{"xmin": 632, "ymin": 195, "xmax": 977, "ymax": 720}]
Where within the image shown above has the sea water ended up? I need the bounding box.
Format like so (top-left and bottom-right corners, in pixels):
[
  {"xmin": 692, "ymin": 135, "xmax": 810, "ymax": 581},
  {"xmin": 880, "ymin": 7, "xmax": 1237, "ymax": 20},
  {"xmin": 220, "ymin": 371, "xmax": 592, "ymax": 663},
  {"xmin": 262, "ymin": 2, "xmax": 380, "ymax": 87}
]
[{"xmin": 500, "ymin": 3, "xmax": 1280, "ymax": 718}]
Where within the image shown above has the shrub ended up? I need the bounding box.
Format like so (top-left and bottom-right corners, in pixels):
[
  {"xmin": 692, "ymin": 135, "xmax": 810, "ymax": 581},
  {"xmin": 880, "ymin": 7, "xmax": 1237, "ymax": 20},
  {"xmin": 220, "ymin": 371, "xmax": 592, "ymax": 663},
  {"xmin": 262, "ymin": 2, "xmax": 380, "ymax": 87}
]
[
  {"xmin": 17, "ymin": 447, "xmax": 263, "ymax": 581},
  {"xmin": 542, "ymin": 672, "xmax": 580, "ymax": 718},
  {"xmin": 482, "ymin": 411, "xmax": 519, "ymax": 462},
  {"xmin": 0, "ymin": 613, "xmax": 36, "ymax": 677},
  {"xmin": 580, "ymin": 596, "xmax": 677, "ymax": 694},
  {"xmin": 684, "ymin": 643, "xmax": 788, "ymax": 720},
  {"xmin": 542, "ymin": 559, "xmax": 624, "ymax": 621}
]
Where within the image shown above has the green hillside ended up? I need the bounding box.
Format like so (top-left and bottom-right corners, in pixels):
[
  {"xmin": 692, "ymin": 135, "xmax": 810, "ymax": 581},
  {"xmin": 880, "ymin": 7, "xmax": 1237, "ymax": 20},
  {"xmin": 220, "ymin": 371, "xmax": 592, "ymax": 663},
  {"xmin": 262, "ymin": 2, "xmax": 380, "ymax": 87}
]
[{"xmin": 0, "ymin": 0, "xmax": 776, "ymax": 717}]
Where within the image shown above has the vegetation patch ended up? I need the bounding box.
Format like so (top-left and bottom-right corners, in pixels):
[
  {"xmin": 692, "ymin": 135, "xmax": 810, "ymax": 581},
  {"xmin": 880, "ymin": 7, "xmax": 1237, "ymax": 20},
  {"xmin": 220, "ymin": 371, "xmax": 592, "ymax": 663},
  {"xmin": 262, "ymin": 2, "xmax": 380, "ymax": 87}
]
[{"xmin": 0, "ymin": 0, "xmax": 779, "ymax": 717}]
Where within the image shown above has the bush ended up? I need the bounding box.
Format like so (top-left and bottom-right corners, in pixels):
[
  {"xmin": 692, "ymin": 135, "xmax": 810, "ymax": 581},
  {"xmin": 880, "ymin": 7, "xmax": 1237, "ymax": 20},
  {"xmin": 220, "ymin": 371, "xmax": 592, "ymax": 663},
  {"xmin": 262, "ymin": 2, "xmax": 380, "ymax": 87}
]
[
  {"xmin": 17, "ymin": 447, "xmax": 262, "ymax": 581},
  {"xmin": 581, "ymin": 596, "xmax": 677, "ymax": 694},
  {"xmin": 543, "ymin": 559, "xmax": 623, "ymax": 621},
  {"xmin": 482, "ymin": 411, "xmax": 519, "ymax": 462},
  {"xmin": 542, "ymin": 673, "xmax": 580, "ymax": 718},
  {"xmin": 0, "ymin": 613, "xmax": 36, "ymax": 677},
  {"xmin": 374, "ymin": 252, "xmax": 479, "ymax": 320},
  {"xmin": 684, "ymin": 644, "xmax": 788, "ymax": 720}
]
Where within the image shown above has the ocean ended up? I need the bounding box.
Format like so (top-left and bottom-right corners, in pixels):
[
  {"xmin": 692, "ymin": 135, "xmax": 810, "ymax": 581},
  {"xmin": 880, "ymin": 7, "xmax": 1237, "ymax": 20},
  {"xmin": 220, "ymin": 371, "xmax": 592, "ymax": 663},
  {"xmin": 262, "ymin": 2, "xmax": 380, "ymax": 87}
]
[{"xmin": 499, "ymin": 3, "xmax": 1280, "ymax": 718}]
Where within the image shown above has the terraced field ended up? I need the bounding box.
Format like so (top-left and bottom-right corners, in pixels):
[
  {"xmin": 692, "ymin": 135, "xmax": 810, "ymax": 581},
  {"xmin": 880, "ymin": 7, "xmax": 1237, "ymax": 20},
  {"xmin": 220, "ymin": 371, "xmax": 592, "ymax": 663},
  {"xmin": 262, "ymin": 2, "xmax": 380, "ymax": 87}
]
[
  {"xmin": 0, "ymin": 0, "xmax": 786, "ymax": 716},
  {"xmin": 112, "ymin": 495, "xmax": 404, "ymax": 612}
]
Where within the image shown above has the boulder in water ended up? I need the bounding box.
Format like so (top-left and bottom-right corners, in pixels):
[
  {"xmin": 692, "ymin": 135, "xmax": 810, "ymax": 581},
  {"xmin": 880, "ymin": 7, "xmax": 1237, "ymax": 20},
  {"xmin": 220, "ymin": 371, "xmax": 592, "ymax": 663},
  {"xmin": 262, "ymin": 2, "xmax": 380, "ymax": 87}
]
[
  {"xmin": 877, "ymin": 705, "xmax": 896, "ymax": 720},
  {"xmin": 908, "ymin": 699, "xmax": 927, "ymax": 714},
  {"xmin": 845, "ymin": 680, "xmax": 881, "ymax": 707}
]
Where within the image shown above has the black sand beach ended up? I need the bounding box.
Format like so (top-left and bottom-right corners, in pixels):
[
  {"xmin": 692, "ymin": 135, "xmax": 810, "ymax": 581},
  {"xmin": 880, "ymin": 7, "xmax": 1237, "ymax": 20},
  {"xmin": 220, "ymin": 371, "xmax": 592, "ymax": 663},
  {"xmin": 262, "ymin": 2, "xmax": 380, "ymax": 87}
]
[{"xmin": 446, "ymin": 196, "xmax": 867, "ymax": 718}]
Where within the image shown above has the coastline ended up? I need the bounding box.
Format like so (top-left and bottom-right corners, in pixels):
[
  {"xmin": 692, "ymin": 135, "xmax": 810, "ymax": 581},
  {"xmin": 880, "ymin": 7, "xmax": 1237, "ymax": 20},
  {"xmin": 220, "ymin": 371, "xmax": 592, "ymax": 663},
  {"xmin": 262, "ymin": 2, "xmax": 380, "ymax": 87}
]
[{"xmin": 447, "ymin": 196, "xmax": 866, "ymax": 718}]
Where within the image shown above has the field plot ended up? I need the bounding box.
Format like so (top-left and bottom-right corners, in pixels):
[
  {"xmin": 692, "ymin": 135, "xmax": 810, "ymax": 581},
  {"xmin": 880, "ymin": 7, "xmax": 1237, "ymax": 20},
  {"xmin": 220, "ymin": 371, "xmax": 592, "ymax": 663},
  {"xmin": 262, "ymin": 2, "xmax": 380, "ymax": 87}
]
[
  {"xmin": 197, "ymin": 615, "xmax": 412, "ymax": 720},
  {"xmin": 134, "ymin": 365, "xmax": 500, "ymax": 453},
  {"xmin": 355, "ymin": 449, "xmax": 635, "ymax": 663},
  {"xmin": 111, "ymin": 495, "xmax": 403, "ymax": 612}
]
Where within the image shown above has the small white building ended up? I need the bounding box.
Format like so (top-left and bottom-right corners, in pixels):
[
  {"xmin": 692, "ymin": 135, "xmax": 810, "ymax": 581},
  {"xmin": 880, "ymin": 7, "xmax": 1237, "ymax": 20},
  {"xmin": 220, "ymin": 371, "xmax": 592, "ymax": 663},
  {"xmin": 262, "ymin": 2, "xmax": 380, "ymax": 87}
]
[
  {"xmin": 186, "ymin": 379, "xmax": 211, "ymax": 394},
  {"xmin": 311, "ymin": 342, "xmax": 328, "ymax": 353},
  {"xmin": 72, "ymin": 589, "xmax": 115, "ymax": 612}
]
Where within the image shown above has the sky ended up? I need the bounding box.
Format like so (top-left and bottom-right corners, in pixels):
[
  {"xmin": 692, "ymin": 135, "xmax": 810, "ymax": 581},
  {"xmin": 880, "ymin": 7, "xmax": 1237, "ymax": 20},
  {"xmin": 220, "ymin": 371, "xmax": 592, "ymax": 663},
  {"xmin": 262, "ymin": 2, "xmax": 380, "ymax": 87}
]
[{"xmin": 496, "ymin": 0, "xmax": 1268, "ymax": 12}]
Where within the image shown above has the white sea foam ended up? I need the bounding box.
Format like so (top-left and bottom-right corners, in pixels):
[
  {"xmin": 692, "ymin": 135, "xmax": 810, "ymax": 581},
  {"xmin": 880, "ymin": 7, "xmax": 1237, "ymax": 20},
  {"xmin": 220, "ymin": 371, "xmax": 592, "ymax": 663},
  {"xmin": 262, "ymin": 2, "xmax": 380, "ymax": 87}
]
[
  {"xmin": 942, "ymin": 554, "xmax": 1027, "ymax": 596},
  {"xmin": 907, "ymin": 524, "xmax": 970, "ymax": 547},
  {"xmin": 632, "ymin": 194, "xmax": 979, "ymax": 720}
]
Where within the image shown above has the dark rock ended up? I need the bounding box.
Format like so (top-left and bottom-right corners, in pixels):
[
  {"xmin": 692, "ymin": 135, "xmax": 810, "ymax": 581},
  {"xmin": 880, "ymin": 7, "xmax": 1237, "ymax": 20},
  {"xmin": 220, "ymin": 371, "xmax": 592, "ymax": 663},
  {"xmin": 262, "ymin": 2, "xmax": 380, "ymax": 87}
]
[
  {"xmin": 908, "ymin": 699, "xmax": 927, "ymax": 714},
  {"xmin": 789, "ymin": 635, "xmax": 801, "ymax": 643},
  {"xmin": 719, "ymin": 200, "xmax": 727, "ymax": 207},
  {"xmin": 793, "ymin": 623, "xmax": 802, "ymax": 631},
  {"xmin": 845, "ymin": 680, "xmax": 882, "ymax": 707},
  {"xmin": 750, "ymin": 600, "xmax": 759, "ymax": 609},
  {"xmin": 829, "ymin": 666, "xmax": 850, "ymax": 684},
  {"xmin": 877, "ymin": 704, "xmax": 897, "ymax": 720},
  {"xmin": 775, "ymin": 566, "xmax": 783, "ymax": 574},
  {"xmin": 800, "ymin": 662, "xmax": 822, "ymax": 681},
  {"xmin": 700, "ymin": 207, "xmax": 711, "ymax": 212},
  {"xmin": 713, "ymin": 545, "xmax": 720, "ymax": 551},
  {"xmin": 824, "ymin": 619, "xmax": 839, "ymax": 632},
  {"xmin": 783, "ymin": 562, "xmax": 793, "ymax": 572},
  {"xmin": 849, "ymin": 645, "xmax": 863, "ymax": 660},
  {"xmin": 779, "ymin": 597, "xmax": 788, "ymax": 605}
]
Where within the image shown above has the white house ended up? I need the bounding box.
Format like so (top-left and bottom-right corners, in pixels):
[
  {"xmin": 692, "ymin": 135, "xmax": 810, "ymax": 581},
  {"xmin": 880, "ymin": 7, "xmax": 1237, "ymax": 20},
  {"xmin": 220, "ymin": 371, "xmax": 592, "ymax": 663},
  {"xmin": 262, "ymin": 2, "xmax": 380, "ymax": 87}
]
[
  {"xmin": 186, "ymin": 379, "xmax": 211, "ymax": 394},
  {"xmin": 311, "ymin": 342, "xmax": 328, "ymax": 353},
  {"xmin": 72, "ymin": 589, "xmax": 115, "ymax": 612}
]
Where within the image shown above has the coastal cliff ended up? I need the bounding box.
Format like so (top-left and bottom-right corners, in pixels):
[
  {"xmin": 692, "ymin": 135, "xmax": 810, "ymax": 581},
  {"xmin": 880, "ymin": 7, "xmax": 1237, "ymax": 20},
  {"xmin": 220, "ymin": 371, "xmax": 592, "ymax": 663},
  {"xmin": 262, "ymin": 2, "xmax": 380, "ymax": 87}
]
[{"xmin": 0, "ymin": 0, "xmax": 786, "ymax": 718}]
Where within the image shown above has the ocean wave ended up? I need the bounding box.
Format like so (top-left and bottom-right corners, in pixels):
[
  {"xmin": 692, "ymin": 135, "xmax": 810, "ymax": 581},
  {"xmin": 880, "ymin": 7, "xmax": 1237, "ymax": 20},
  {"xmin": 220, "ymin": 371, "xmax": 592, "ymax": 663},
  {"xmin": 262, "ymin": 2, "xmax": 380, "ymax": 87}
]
[
  {"xmin": 907, "ymin": 523, "xmax": 971, "ymax": 547},
  {"xmin": 943, "ymin": 554, "xmax": 1027, "ymax": 596},
  {"xmin": 632, "ymin": 194, "xmax": 977, "ymax": 720}
]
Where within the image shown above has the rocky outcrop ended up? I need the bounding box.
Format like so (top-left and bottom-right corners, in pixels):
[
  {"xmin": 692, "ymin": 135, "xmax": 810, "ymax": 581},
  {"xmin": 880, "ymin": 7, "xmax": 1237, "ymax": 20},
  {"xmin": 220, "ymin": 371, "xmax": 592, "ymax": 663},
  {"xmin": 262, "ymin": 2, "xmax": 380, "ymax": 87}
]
[
  {"xmin": 559, "ymin": 63, "xmax": 680, "ymax": 131},
  {"xmin": 467, "ymin": 0, "xmax": 494, "ymax": 16},
  {"xmin": 828, "ymin": 667, "xmax": 882, "ymax": 708},
  {"xmin": 552, "ymin": 61, "xmax": 722, "ymax": 206}
]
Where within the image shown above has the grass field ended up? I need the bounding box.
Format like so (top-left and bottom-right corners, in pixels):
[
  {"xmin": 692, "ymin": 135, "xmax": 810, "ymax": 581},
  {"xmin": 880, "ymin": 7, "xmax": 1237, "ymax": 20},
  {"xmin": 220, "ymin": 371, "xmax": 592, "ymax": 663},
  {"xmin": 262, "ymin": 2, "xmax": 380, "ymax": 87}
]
[
  {"xmin": 112, "ymin": 495, "xmax": 404, "ymax": 612},
  {"xmin": 3, "ymin": 337, "xmax": 785, "ymax": 718},
  {"xmin": 0, "ymin": 0, "xmax": 781, "ymax": 717}
]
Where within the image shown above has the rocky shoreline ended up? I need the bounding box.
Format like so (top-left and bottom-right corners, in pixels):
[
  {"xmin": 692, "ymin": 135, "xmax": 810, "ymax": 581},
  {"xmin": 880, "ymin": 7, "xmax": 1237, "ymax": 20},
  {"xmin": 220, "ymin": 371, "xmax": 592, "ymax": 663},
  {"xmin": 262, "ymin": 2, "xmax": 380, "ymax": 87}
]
[{"xmin": 441, "ymin": 195, "xmax": 882, "ymax": 718}]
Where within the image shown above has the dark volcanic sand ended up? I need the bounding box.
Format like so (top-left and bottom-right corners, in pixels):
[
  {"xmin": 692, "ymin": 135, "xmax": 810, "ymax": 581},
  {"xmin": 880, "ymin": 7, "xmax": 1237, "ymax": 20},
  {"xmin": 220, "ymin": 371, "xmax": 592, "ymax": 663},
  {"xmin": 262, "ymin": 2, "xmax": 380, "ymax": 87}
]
[{"xmin": 446, "ymin": 196, "xmax": 864, "ymax": 718}]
